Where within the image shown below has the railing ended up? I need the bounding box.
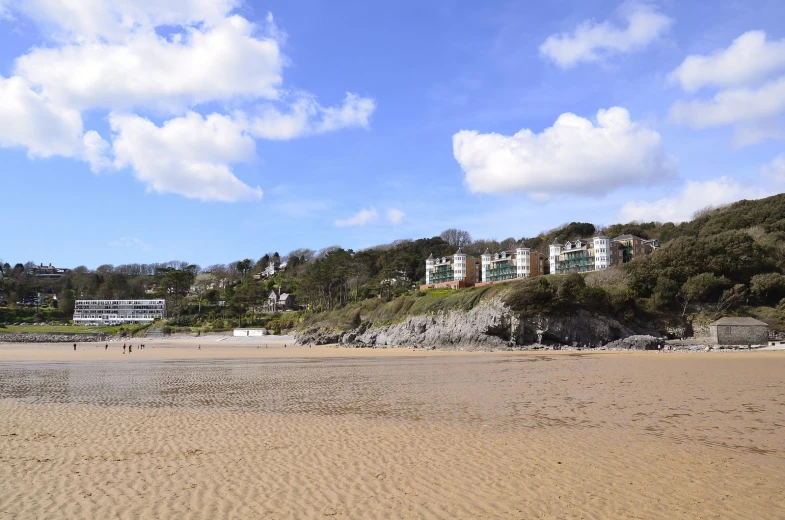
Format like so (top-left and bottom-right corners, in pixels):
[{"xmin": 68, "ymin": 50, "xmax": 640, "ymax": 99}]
[
  {"xmin": 431, "ymin": 266, "xmax": 454, "ymax": 284},
  {"xmin": 485, "ymin": 262, "xmax": 516, "ymax": 282}
]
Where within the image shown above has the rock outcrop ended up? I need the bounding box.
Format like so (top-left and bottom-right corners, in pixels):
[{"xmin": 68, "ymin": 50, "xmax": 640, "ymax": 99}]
[
  {"xmin": 603, "ymin": 335, "xmax": 662, "ymax": 351},
  {"xmin": 295, "ymin": 300, "xmax": 658, "ymax": 351}
]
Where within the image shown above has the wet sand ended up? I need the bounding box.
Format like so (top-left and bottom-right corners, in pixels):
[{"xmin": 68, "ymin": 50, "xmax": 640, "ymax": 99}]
[{"xmin": 1, "ymin": 344, "xmax": 784, "ymax": 519}]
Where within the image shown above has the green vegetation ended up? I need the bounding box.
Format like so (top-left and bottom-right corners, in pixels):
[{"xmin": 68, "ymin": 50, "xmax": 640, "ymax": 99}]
[
  {"xmin": 1, "ymin": 323, "xmax": 152, "ymax": 336},
  {"xmin": 2, "ymin": 193, "xmax": 785, "ymax": 336}
]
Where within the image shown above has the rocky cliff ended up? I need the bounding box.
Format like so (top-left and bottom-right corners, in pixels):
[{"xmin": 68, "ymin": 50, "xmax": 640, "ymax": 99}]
[{"xmin": 295, "ymin": 300, "xmax": 660, "ymax": 350}]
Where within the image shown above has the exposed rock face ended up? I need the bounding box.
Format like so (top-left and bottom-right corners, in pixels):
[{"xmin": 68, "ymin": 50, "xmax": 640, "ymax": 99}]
[
  {"xmin": 603, "ymin": 335, "xmax": 662, "ymax": 351},
  {"xmin": 0, "ymin": 332, "xmax": 108, "ymax": 343},
  {"xmin": 295, "ymin": 301, "xmax": 656, "ymax": 351}
]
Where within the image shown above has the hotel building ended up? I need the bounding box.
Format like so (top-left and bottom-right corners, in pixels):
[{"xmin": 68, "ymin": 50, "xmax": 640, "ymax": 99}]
[
  {"xmin": 73, "ymin": 299, "xmax": 165, "ymax": 326},
  {"xmin": 421, "ymin": 249, "xmax": 479, "ymax": 290},
  {"xmin": 549, "ymin": 233, "xmax": 659, "ymax": 275},
  {"xmin": 478, "ymin": 245, "xmax": 545, "ymax": 286}
]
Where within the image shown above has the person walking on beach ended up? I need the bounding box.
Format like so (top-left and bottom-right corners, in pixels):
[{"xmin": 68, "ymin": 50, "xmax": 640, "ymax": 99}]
[
  {"xmin": 73, "ymin": 343, "xmax": 76, "ymax": 351},
  {"xmin": 198, "ymin": 344, "xmax": 201, "ymax": 350},
  {"xmin": 123, "ymin": 344, "xmax": 126, "ymax": 354},
  {"xmin": 129, "ymin": 344, "xmax": 132, "ymax": 353},
  {"xmin": 105, "ymin": 344, "xmax": 108, "ymax": 351}
]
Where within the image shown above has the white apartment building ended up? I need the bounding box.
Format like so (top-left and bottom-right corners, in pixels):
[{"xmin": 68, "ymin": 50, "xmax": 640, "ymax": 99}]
[
  {"xmin": 549, "ymin": 232, "xmax": 657, "ymax": 275},
  {"xmin": 480, "ymin": 245, "xmax": 544, "ymax": 284},
  {"xmin": 422, "ymin": 249, "xmax": 478, "ymax": 289},
  {"xmin": 73, "ymin": 299, "xmax": 165, "ymax": 326}
]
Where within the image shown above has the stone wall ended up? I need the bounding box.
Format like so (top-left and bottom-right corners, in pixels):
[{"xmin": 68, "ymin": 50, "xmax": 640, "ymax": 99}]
[
  {"xmin": 0, "ymin": 332, "xmax": 108, "ymax": 343},
  {"xmin": 711, "ymin": 325, "xmax": 769, "ymax": 345}
]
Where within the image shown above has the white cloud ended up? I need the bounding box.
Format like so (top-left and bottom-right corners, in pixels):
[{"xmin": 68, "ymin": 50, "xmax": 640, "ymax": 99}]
[
  {"xmin": 250, "ymin": 92, "xmax": 375, "ymax": 140},
  {"xmin": 453, "ymin": 106, "xmax": 673, "ymax": 197},
  {"xmin": 334, "ymin": 207, "xmax": 379, "ymax": 227},
  {"xmin": 109, "ymin": 237, "xmax": 152, "ymax": 251},
  {"xmin": 16, "ymin": 15, "xmax": 283, "ymax": 112},
  {"xmin": 0, "ymin": 3, "xmax": 376, "ymax": 203},
  {"xmin": 6, "ymin": 0, "xmax": 241, "ymax": 42},
  {"xmin": 669, "ymin": 76, "xmax": 785, "ymax": 144},
  {"xmin": 110, "ymin": 111, "xmax": 262, "ymax": 202},
  {"xmin": 762, "ymin": 154, "xmax": 785, "ymax": 182},
  {"xmin": 539, "ymin": 1, "xmax": 672, "ymax": 68},
  {"xmin": 316, "ymin": 93, "xmax": 376, "ymax": 133},
  {"xmin": 668, "ymin": 31, "xmax": 785, "ymax": 93},
  {"xmin": 617, "ymin": 177, "xmax": 770, "ymax": 223},
  {"xmin": 386, "ymin": 208, "xmax": 406, "ymax": 224},
  {"xmin": 0, "ymin": 75, "xmax": 84, "ymax": 158},
  {"xmin": 668, "ymin": 30, "xmax": 785, "ymax": 146}
]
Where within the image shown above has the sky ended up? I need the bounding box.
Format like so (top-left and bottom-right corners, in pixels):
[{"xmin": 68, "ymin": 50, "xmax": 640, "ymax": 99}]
[{"xmin": 1, "ymin": 0, "xmax": 784, "ymax": 268}]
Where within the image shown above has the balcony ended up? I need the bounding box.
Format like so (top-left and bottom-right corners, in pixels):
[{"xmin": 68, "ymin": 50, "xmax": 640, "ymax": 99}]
[{"xmin": 485, "ymin": 261, "xmax": 517, "ymax": 282}]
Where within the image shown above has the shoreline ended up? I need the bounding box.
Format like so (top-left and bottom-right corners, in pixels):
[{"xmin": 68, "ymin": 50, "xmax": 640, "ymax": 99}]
[{"xmin": 1, "ymin": 339, "xmax": 783, "ymax": 362}]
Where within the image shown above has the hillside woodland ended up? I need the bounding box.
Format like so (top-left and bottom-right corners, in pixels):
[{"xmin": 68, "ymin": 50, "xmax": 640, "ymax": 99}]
[{"xmin": 2, "ymin": 193, "xmax": 785, "ymax": 335}]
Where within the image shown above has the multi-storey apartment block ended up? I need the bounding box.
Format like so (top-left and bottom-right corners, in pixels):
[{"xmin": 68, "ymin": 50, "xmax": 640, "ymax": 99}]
[
  {"xmin": 421, "ymin": 249, "xmax": 479, "ymax": 290},
  {"xmin": 611, "ymin": 234, "xmax": 660, "ymax": 264},
  {"xmin": 478, "ymin": 245, "xmax": 545, "ymax": 286},
  {"xmin": 549, "ymin": 233, "xmax": 659, "ymax": 275},
  {"xmin": 73, "ymin": 299, "xmax": 165, "ymax": 326}
]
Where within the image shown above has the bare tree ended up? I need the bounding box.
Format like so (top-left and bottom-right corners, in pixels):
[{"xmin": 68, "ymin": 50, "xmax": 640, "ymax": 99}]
[{"xmin": 439, "ymin": 228, "xmax": 472, "ymax": 248}]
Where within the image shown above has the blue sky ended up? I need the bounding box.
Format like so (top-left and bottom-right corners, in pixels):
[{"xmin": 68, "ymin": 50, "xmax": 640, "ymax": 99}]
[{"xmin": 1, "ymin": 0, "xmax": 784, "ymax": 268}]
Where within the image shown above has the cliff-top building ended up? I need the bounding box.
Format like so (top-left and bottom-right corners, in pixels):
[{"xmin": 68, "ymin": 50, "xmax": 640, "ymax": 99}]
[
  {"xmin": 478, "ymin": 244, "xmax": 545, "ymax": 286},
  {"xmin": 421, "ymin": 249, "xmax": 479, "ymax": 290},
  {"xmin": 549, "ymin": 233, "xmax": 659, "ymax": 275}
]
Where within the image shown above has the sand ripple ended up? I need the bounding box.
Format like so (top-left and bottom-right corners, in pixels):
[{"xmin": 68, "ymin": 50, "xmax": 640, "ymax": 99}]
[{"xmin": 1, "ymin": 351, "xmax": 784, "ymax": 518}]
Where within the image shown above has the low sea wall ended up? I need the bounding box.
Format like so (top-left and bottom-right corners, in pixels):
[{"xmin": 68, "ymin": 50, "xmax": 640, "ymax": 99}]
[{"xmin": 0, "ymin": 332, "xmax": 108, "ymax": 343}]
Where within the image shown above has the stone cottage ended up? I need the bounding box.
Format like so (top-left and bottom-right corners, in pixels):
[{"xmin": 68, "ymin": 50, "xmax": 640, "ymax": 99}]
[{"xmin": 709, "ymin": 317, "xmax": 769, "ymax": 346}]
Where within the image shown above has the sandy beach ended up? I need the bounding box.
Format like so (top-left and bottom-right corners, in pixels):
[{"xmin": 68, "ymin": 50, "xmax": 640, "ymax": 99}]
[{"xmin": 1, "ymin": 342, "xmax": 784, "ymax": 519}]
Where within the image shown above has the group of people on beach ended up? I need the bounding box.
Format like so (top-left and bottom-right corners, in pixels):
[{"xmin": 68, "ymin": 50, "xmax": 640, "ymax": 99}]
[{"xmin": 73, "ymin": 342, "xmax": 146, "ymax": 353}]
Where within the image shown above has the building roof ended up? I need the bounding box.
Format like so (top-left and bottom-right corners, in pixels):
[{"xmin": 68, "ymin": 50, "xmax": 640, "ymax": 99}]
[
  {"xmin": 551, "ymin": 238, "xmax": 561, "ymax": 245},
  {"xmin": 483, "ymin": 248, "xmax": 491, "ymax": 255},
  {"xmin": 427, "ymin": 253, "xmax": 434, "ymax": 259},
  {"xmin": 455, "ymin": 247, "xmax": 464, "ymax": 254},
  {"xmin": 710, "ymin": 317, "xmax": 768, "ymax": 327},
  {"xmin": 594, "ymin": 230, "xmax": 608, "ymax": 238},
  {"xmin": 613, "ymin": 234, "xmax": 646, "ymax": 241}
]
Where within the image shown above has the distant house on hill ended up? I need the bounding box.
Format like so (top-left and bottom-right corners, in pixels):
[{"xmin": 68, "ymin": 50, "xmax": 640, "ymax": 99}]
[
  {"xmin": 27, "ymin": 263, "xmax": 71, "ymax": 277},
  {"xmin": 267, "ymin": 289, "xmax": 296, "ymax": 312},
  {"xmin": 709, "ymin": 317, "xmax": 769, "ymax": 345}
]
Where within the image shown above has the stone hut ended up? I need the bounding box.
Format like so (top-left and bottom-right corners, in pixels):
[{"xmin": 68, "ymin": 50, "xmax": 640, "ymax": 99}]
[{"xmin": 709, "ymin": 317, "xmax": 768, "ymax": 346}]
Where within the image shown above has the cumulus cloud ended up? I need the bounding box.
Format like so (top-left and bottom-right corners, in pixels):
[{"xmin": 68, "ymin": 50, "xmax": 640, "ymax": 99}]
[
  {"xmin": 110, "ymin": 111, "xmax": 262, "ymax": 202},
  {"xmin": 0, "ymin": 75, "xmax": 84, "ymax": 158},
  {"xmin": 669, "ymin": 30, "xmax": 785, "ymax": 146},
  {"xmin": 16, "ymin": 15, "xmax": 283, "ymax": 112},
  {"xmin": 539, "ymin": 1, "xmax": 672, "ymax": 68},
  {"xmin": 334, "ymin": 208, "xmax": 379, "ymax": 227},
  {"xmin": 250, "ymin": 93, "xmax": 375, "ymax": 140},
  {"xmin": 668, "ymin": 31, "xmax": 785, "ymax": 93},
  {"xmin": 386, "ymin": 208, "xmax": 406, "ymax": 225},
  {"xmin": 0, "ymin": 74, "xmax": 111, "ymax": 169},
  {"xmin": 0, "ymin": 2, "xmax": 376, "ymax": 202},
  {"xmin": 6, "ymin": 0, "xmax": 242, "ymax": 42},
  {"xmin": 617, "ymin": 177, "xmax": 770, "ymax": 223},
  {"xmin": 453, "ymin": 106, "xmax": 674, "ymax": 198},
  {"xmin": 762, "ymin": 154, "xmax": 785, "ymax": 182},
  {"xmin": 670, "ymin": 76, "xmax": 785, "ymax": 129}
]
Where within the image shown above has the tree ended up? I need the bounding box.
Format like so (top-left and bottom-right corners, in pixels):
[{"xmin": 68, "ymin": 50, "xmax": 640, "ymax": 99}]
[
  {"xmin": 651, "ymin": 276, "xmax": 679, "ymax": 309},
  {"xmin": 439, "ymin": 228, "xmax": 472, "ymax": 248},
  {"xmin": 750, "ymin": 273, "xmax": 785, "ymax": 305},
  {"xmin": 193, "ymin": 273, "xmax": 217, "ymax": 313},
  {"xmin": 678, "ymin": 273, "xmax": 731, "ymax": 316}
]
